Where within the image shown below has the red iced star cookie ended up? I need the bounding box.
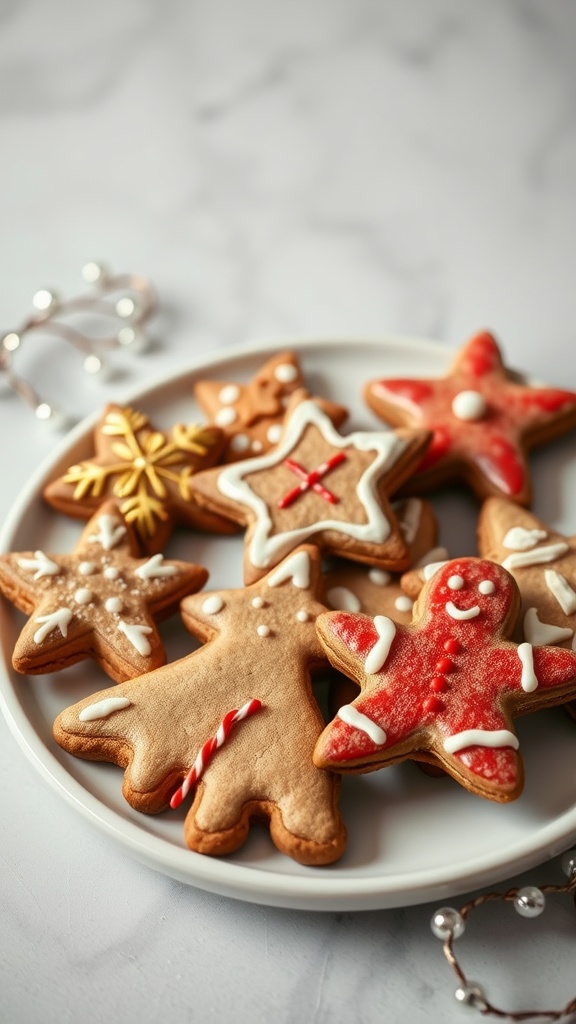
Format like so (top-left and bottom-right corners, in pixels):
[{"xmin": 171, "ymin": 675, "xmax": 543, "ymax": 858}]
[
  {"xmin": 43, "ymin": 404, "xmax": 234, "ymax": 554},
  {"xmin": 194, "ymin": 350, "xmax": 348, "ymax": 462},
  {"xmin": 313, "ymin": 557, "xmax": 576, "ymax": 802},
  {"xmin": 0, "ymin": 501, "xmax": 208, "ymax": 682},
  {"xmin": 190, "ymin": 392, "xmax": 431, "ymax": 584},
  {"xmin": 53, "ymin": 546, "xmax": 346, "ymax": 865},
  {"xmin": 364, "ymin": 330, "xmax": 576, "ymax": 505}
]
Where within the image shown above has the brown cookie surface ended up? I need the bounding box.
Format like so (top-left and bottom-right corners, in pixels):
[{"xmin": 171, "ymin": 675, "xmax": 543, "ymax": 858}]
[{"xmin": 53, "ymin": 545, "xmax": 346, "ymax": 865}]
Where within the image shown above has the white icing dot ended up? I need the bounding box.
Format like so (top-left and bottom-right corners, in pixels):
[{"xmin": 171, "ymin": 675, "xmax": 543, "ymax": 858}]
[
  {"xmin": 104, "ymin": 566, "xmax": 120, "ymax": 580},
  {"xmin": 368, "ymin": 569, "xmax": 392, "ymax": 586},
  {"xmin": 394, "ymin": 595, "xmax": 414, "ymax": 613},
  {"xmin": 79, "ymin": 562, "xmax": 96, "ymax": 575},
  {"xmin": 266, "ymin": 424, "xmax": 283, "ymax": 445},
  {"xmin": 202, "ymin": 595, "xmax": 224, "ymax": 614},
  {"xmin": 251, "ymin": 596, "xmax": 265, "ymax": 609},
  {"xmin": 479, "ymin": 580, "xmax": 496, "ymax": 595},
  {"xmin": 257, "ymin": 624, "xmax": 271, "ymax": 637},
  {"xmin": 105, "ymin": 597, "xmax": 123, "ymax": 613},
  {"xmin": 274, "ymin": 363, "xmax": 298, "ymax": 384},
  {"xmin": 219, "ymin": 384, "xmax": 240, "ymax": 405},
  {"xmin": 451, "ymin": 390, "xmax": 487, "ymax": 421},
  {"xmin": 230, "ymin": 433, "xmax": 250, "ymax": 453},
  {"xmin": 327, "ymin": 586, "xmax": 362, "ymax": 613},
  {"xmin": 74, "ymin": 588, "xmax": 93, "ymax": 604},
  {"xmin": 448, "ymin": 575, "xmax": 465, "ymax": 590},
  {"xmin": 252, "ymin": 440, "xmax": 263, "ymax": 452},
  {"xmin": 296, "ymin": 609, "xmax": 310, "ymax": 622},
  {"xmin": 215, "ymin": 407, "xmax": 237, "ymax": 427}
]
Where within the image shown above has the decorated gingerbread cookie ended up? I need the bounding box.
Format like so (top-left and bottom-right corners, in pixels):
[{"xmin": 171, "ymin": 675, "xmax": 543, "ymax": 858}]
[
  {"xmin": 313, "ymin": 557, "xmax": 576, "ymax": 802},
  {"xmin": 53, "ymin": 546, "xmax": 347, "ymax": 865},
  {"xmin": 189, "ymin": 391, "xmax": 431, "ymax": 584},
  {"xmin": 0, "ymin": 502, "xmax": 208, "ymax": 682},
  {"xmin": 477, "ymin": 497, "xmax": 576, "ymax": 650},
  {"xmin": 194, "ymin": 350, "xmax": 348, "ymax": 462},
  {"xmin": 43, "ymin": 404, "xmax": 234, "ymax": 554},
  {"xmin": 364, "ymin": 330, "xmax": 576, "ymax": 505},
  {"xmin": 323, "ymin": 498, "xmax": 446, "ymax": 622}
]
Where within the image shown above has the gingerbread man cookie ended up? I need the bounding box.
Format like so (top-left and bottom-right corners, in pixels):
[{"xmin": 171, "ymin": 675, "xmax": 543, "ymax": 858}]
[
  {"xmin": 43, "ymin": 404, "xmax": 233, "ymax": 554},
  {"xmin": 53, "ymin": 546, "xmax": 346, "ymax": 865},
  {"xmin": 364, "ymin": 330, "xmax": 576, "ymax": 505},
  {"xmin": 190, "ymin": 392, "xmax": 431, "ymax": 584},
  {"xmin": 0, "ymin": 502, "xmax": 207, "ymax": 682},
  {"xmin": 313, "ymin": 558, "xmax": 576, "ymax": 802},
  {"xmin": 194, "ymin": 350, "xmax": 348, "ymax": 462}
]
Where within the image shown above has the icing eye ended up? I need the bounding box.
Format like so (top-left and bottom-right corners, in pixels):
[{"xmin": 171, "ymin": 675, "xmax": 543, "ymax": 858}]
[
  {"xmin": 478, "ymin": 580, "xmax": 496, "ymax": 595},
  {"xmin": 448, "ymin": 575, "xmax": 464, "ymax": 591}
]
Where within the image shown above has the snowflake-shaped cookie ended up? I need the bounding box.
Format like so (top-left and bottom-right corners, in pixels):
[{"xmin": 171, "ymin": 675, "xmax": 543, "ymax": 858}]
[{"xmin": 43, "ymin": 404, "xmax": 232, "ymax": 553}]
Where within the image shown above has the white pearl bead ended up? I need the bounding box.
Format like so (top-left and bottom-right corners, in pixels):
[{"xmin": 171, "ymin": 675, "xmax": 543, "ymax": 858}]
[
  {"xmin": 35, "ymin": 402, "xmax": 67, "ymax": 431},
  {"xmin": 115, "ymin": 296, "xmax": 137, "ymax": 319},
  {"xmin": 430, "ymin": 906, "xmax": 465, "ymax": 940},
  {"xmin": 2, "ymin": 332, "xmax": 21, "ymax": 352},
  {"xmin": 83, "ymin": 353, "xmax": 107, "ymax": 377},
  {"xmin": 513, "ymin": 885, "xmax": 546, "ymax": 917},
  {"xmin": 117, "ymin": 326, "xmax": 149, "ymax": 352},
  {"xmin": 32, "ymin": 288, "xmax": 59, "ymax": 313},
  {"xmin": 454, "ymin": 982, "xmax": 487, "ymax": 1010},
  {"xmin": 561, "ymin": 848, "xmax": 576, "ymax": 880},
  {"xmin": 82, "ymin": 261, "xmax": 108, "ymax": 284}
]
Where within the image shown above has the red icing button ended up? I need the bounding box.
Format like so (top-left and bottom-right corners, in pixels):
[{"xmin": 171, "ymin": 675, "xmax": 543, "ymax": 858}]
[
  {"xmin": 423, "ymin": 695, "xmax": 444, "ymax": 713},
  {"xmin": 430, "ymin": 676, "xmax": 448, "ymax": 692},
  {"xmin": 435, "ymin": 656, "xmax": 454, "ymax": 674},
  {"xmin": 444, "ymin": 638, "xmax": 459, "ymax": 654}
]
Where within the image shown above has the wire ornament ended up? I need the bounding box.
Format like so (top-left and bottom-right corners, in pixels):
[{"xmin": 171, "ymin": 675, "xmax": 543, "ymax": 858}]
[
  {"xmin": 0, "ymin": 263, "xmax": 157, "ymax": 427},
  {"xmin": 431, "ymin": 848, "xmax": 576, "ymax": 1021}
]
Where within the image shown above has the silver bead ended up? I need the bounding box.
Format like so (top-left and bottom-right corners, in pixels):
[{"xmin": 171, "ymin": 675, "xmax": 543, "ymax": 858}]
[
  {"xmin": 116, "ymin": 325, "xmax": 148, "ymax": 352},
  {"xmin": 32, "ymin": 288, "xmax": 59, "ymax": 314},
  {"xmin": 430, "ymin": 906, "xmax": 465, "ymax": 940},
  {"xmin": 2, "ymin": 332, "xmax": 21, "ymax": 352},
  {"xmin": 561, "ymin": 848, "xmax": 576, "ymax": 880},
  {"xmin": 454, "ymin": 982, "xmax": 487, "ymax": 1010},
  {"xmin": 81, "ymin": 261, "xmax": 108, "ymax": 285},
  {"xmin": 513, "ymin": 885, "xmax": 546, "ymax": 918}
]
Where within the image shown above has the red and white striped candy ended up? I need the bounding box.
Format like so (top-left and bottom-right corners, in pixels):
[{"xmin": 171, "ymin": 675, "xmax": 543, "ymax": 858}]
[{"xmin": 169, "ymin": 698, "xmax": 263, "ymax": 810}]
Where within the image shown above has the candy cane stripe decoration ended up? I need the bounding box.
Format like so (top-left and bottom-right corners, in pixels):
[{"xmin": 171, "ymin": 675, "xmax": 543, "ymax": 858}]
[{"xmin": 170, "ymin": 699, "xmax": 263, "ymax": 809}]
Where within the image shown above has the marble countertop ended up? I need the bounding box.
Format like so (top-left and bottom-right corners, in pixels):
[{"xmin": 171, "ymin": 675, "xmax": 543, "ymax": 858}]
[{"xmin": 1, "ymin": 2, "xmax": 576, "ymax": 1021}]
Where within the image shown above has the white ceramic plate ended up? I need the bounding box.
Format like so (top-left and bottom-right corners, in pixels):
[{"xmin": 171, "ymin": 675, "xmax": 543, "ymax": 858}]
[{"xmin": 1, "ymin": 336, "xmax": 576, "ymax": 912}]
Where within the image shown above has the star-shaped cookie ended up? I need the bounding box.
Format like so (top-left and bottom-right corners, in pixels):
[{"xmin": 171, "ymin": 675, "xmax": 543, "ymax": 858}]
[
  {"xmin": 53, "ymin": 546, "xmax": 346, "ymax": 865},
  {"xmin": 364, "ymin": 330, "xmax": 576, "ymax": 505},
  {"xmin": 43, "ymin": 404, "xmax": 235, "ymax": 554},
  {"xmin": 194, "ymin": 350, "xmax": 348, "ymax": 462},
  {"xmin": 190, "ymin": 392, "xmax": 431, "ymax": 584},
  {"xmin": 0, "ymin": 501, "xmax": 208, "ymax": 682},
  {"xmin": 478, "ymin": 497, "xmax": 576, "ymax": 650},
  {"xmin": 313, "ymin": 557, "xmax": 576, "ymax": 802}
]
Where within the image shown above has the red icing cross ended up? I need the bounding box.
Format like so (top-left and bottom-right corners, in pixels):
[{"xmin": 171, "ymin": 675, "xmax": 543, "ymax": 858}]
[
  {"xmin": 314, "ymin": 558, "xmax": 576, "ymax": 797},
  {"xmin": 278, "ymin": 451, "xmax": 346, "ymax": 509}
]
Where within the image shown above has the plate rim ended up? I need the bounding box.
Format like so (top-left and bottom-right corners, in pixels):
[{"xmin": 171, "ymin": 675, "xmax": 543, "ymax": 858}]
[{"xmin": 2, "ymin": 332, "xmax": 576, "ymax": 912}]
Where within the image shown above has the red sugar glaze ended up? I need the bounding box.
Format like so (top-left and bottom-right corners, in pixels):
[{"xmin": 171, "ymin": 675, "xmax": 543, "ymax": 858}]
[
  {"xmin": 374, "ymin": 379, "xmax": 433, "ymax": 407},
  {"xmin": 458, "ymin": 332, "xmax": 501, "ymax": 377}
]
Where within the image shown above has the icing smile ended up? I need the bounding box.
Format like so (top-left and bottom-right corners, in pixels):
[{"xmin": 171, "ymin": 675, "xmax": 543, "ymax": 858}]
[{"xmin": 445, "ymin": 601, "xmax": 481, "ymax": 620}]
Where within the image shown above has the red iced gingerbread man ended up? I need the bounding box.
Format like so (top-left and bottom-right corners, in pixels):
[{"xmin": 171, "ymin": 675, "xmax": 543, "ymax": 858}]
[{"xmin": 314, "ymin": 557, "xmax": 576, "ymax": 802}]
